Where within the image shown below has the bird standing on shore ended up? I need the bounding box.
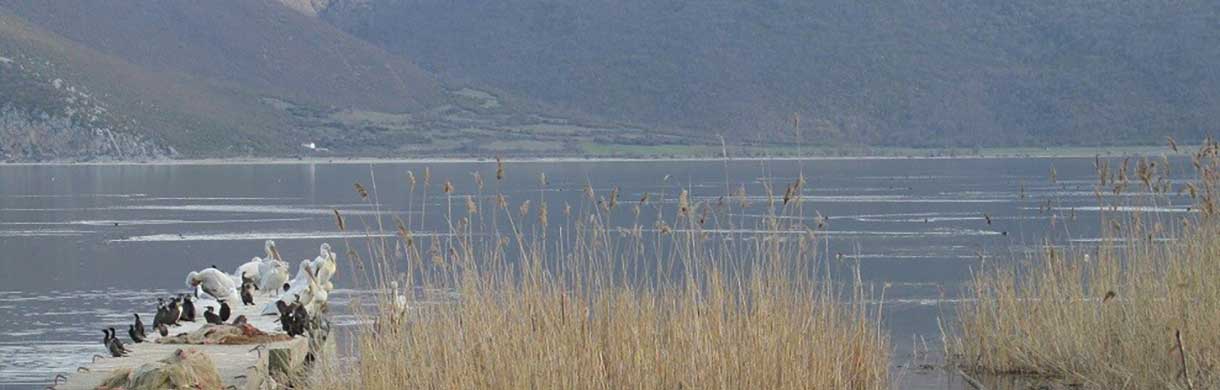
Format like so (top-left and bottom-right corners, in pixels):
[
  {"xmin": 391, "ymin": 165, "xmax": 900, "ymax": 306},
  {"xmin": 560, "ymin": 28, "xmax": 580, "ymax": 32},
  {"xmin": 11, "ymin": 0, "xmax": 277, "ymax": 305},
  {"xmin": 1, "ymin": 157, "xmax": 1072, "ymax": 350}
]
[
  {"xmin": 219, "ymin": 301, "xmax": 231, "ymax": 322},
  {"xmin": 276, "ymin": 300, "xmax": 295, "ymax": 334},
  {"xmin": 236, "ymin": 258, "xmax": 263, "ymax": 290},
  {"xmin": 291, "ymin": 297, "xmax": 311, "ymax": 337},
  {"xmin": 204, "ymin": 307, "xmax": 223, "ymax": 325},
  {"xmin": 164, "ymin": 297, "xmax": 182, "ymax": 327},
  {"xmin": 128, "ymin": 325, "xmax": 144, "ymax": 343},
  {"xmin": 132, "ymin": 313, "xmax": 145, "ymax": 340},
  {"xmin": 312, "ymin": 243, "xmax": 337, "ymax": 292},
  {"xmin": 103, "ymin": 329, "xmax": 124, "ymax": 357},
  {"xmin": 152, "ymin": 298, "xmax": 166, "ymax": 329},
  {"xmin": 241, "ymin": 281, "xmax": 256, "ymax": 306},
  {"xmin": 258, "ymin": 241, "xmax": 290, "ymax": 296},
  {"xmin": 180, "ymin": 295, "xmax": 196, "ymax": 322},
  {"xmin": 103, "ymin": 328, "xmax": 130, "ymax": 357},
  {"xmin": 187, "ymin": 268, "xmax": 238, "ymax": 302}
]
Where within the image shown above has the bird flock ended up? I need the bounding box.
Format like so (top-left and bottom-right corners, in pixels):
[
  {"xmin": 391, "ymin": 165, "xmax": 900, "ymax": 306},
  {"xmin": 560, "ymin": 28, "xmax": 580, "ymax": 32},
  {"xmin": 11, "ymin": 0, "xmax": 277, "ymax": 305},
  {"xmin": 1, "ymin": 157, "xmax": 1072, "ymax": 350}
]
[{"xmin": 101, "ymin": 240, "xmax": 337, "ymax": 358}]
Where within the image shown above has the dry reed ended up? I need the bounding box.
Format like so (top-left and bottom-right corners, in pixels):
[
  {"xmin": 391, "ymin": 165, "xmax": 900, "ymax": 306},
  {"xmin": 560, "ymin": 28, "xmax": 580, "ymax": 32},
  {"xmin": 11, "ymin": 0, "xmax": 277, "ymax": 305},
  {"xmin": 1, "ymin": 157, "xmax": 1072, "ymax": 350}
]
[
  {"xmin": 314, "ymin": 163, "xmax": 890, "ymax": 389},
  {"xmin": 950, "ymin": 140, "xmax": 1220, "ymax": 389}
]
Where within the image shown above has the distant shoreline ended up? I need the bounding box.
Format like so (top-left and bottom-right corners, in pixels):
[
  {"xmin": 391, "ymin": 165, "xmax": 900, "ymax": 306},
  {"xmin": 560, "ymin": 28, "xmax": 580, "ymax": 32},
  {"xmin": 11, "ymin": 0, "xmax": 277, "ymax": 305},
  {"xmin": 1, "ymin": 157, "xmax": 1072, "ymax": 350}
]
[{"xmin": 0, "ymin": 145, "xmax": 1188, "ymax": 166}]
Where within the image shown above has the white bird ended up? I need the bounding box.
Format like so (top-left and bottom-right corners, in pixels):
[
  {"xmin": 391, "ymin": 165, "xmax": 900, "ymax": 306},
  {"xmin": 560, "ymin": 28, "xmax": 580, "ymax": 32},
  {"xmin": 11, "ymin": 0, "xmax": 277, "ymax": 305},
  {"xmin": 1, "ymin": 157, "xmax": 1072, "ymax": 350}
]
[
  {"xmin": 229, "ymin": 240, "xmax": 279, "ymax": 287},
  {"xmin": 186, "ymin": 268, "xmax": 238, "ymax": 303},
  {"xmin": 389, "ymin": 281, "xmax": 408, "ymax": 312},
  {"xmin": 255, "ymin": 240, "xmax": 289, "ymax": 296},
  {"xmin": 235, "ymin": 257, "xmax": 261, "ymax": 286},
  {"xmin": 258, "ymin": 258, "xmax": 290, "ymax": 296},
  {"xmin": 262, "ymin": 260, "xmax": 317, "ymax": 315},
  {"xmin": 306, "ymin": 269, "xmax": 328, "ymax": 315},
  {"xmin": 311, "ymin": 243, "xmax": 337, "ymax": 292}
]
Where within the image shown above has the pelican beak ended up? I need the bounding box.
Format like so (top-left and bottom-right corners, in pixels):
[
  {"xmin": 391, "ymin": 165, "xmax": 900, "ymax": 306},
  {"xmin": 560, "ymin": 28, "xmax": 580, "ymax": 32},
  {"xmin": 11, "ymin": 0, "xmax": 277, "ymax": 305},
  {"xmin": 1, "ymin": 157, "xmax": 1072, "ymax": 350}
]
[{"xmin": 271, "ymin": 246, "xmax": 282, "ymax": 262}]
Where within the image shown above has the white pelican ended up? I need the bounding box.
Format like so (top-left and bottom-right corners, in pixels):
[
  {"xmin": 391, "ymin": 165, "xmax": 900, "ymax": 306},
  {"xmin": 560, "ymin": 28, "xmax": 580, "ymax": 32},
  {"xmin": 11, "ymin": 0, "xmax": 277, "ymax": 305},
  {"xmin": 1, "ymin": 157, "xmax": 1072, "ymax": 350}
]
[
  {"xmin": 186, "ymin": 268, "xmax": 238, "ymax": 303},
  {"xmin": 262, "ymin": 260, "xmax": 318, "ymax": 315},
  {"xmin": 306, "ymin": 268, "xmax": 328, "ymax": 315},
  {"xmin": 258, "ymin": 257, "xmax": 290, "ymax": 296},
  {"xmin": 255, "ymin": 241, "xmax": 289, "ymax": 295},
  {"xmin": 311, "ymin": 243, "xmax": 337, "ymax": 292},
  {"xmin": 235, "ymin": 257, "xmax": 262, "ymax": 287}
]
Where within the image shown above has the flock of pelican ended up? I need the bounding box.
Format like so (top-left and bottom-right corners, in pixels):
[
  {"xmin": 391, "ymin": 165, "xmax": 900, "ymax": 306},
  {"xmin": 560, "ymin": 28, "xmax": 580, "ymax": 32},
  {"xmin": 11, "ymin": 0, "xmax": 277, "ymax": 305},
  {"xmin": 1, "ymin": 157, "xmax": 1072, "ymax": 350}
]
[{"xmin": 185, "ymin": 240, "xmax": 337, "ymax": 317}]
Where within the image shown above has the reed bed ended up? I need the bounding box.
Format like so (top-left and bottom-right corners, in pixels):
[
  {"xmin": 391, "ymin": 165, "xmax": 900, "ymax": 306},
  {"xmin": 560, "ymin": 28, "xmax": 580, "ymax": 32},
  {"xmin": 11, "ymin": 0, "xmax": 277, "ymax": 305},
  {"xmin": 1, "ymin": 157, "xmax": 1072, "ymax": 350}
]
[
  {"xmin": 315, "ymin": 165, "xmax": 890, "ymax": 389},
  {"xmin": 951, "ymin": 141, "xmax": 1220, "ymax": 389}
]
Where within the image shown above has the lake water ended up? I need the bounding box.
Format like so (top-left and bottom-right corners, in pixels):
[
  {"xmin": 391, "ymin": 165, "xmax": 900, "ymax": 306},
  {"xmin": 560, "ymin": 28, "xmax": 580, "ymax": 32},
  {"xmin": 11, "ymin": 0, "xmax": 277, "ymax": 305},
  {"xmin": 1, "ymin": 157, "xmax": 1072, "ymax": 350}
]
[{"xmin": 0, "ymin": 157, "xmax": 1193, "ymax": 389}]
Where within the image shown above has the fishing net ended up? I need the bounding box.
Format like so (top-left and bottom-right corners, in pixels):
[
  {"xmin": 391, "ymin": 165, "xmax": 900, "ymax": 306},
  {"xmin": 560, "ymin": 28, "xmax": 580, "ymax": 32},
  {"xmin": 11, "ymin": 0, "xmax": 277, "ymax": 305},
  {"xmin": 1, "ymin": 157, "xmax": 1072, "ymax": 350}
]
[
  {"xmin": 156, "ymin": 323, "xmax": 292, "ymax": 345},
  {"xmin": 96, "ymin": 348, "xmax": 223, "ymax": 390}
]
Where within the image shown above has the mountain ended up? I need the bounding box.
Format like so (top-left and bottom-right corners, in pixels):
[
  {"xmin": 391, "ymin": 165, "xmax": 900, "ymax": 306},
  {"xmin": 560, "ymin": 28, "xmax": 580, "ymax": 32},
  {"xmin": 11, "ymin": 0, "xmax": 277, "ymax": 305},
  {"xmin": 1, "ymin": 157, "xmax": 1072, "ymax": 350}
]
[
  {"xmin": 3, "ymin": 1, "xmax": 1216, "ymax": 161},
  {"xmin": 319, "ymin": 0, "xmax": 1220, "ymax": 147},
  {"xmin": 0, "ymin": 0, "xmax": 458, "ymax": 161},
  {"xmin": 1, "ymin": 0, "xmax": 681, "ymax": 161}
]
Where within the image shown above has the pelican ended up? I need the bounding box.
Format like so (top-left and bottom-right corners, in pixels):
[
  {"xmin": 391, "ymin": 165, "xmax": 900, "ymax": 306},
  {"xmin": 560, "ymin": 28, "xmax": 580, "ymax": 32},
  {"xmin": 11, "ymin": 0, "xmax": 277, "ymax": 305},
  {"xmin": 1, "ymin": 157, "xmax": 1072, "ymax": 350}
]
[
  {"xmin": 186, "ymin": 268, "xmax": 238, "ymax": 303},
  {"xmin": 307, "ymin": 270, "xmax": 328, "ymax": 315},
  {"xmin": 257, "ymin": 241, "xmax": 290, "ymax": 296},
  {"xmin": 311, "ymin": 243, "xmax": 337, "ymax": 292},
  {"xmin": 262, "ymin": 260, "xmax": 317, "ymax": 315},
  {"xmin": 235, "ymin": 257, "xmax": 262, "ymax": 287}
]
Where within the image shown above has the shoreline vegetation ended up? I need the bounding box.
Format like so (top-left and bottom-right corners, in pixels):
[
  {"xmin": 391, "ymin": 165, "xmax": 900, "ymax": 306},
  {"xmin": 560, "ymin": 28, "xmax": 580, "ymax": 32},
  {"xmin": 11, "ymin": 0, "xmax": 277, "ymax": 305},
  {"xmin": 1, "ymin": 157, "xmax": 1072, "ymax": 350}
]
[
  {"xmin": 0, "ymin": 144, "xmax": 1199, "ymax": 166},
  {"xmin": 300, "ymin": 140, "xmax": 1215, "ymax": 389},
  {"xmin": 950, "ymin": 141, "xmax": 1220, "ymax": 388},
  {"xmin": 312, "ymin": 162, "xmax": 890, "ymax": 389}
]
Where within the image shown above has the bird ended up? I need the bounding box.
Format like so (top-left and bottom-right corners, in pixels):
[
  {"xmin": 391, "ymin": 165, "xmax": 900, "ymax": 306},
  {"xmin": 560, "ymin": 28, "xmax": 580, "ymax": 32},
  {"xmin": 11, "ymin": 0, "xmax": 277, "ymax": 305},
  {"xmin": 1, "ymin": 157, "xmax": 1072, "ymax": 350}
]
[
  {"xmin": 263, "ymin": 260, "xmax": 316, "ymax": 316},
  {"xmin": 106, "ymin": 328, "xmax": 131, "ymax": 356},
  {"xmin": 179, "ymin": 295, "xmax": 196, "ymax": 322},
  {"xmin": 291, "ymin": 295, "xmax": 311, "ymax": 337},
  {"xmin": 219, "ymin": 300, "xmax": 231, "ymax": 322},
  {"xmin": 276, "ymin": 300, "xmax": 295, "ymax": 334},
  {"xmin": 241, "ymin": 281, "xmax": 256, "ymax": 306},
  {"xmin": 111, "ymin": 327, "xmax": 132, "ymax": 352},
  {"xmin": 203, "ymin": 307, "xmax": 223, "ymax": 325},
  {"xmin": 152, "ymin": 298, "xmax": 166, "ymax": 329},
  {"xmin": 389, "ymin": 281, "xmax": 408, "ymax": 313},
  {"xmin": 103, "ymin": 329, "xmax": 126, "ymax": 357},
  {"xmin": 258, "ymin": 259, "xmax": 290, "ymax": 297},
  {"xmin": 257, "ymin": 241, "xmax": 290, "ymax": 296},
  {"xmin": 235, "ymin": 257, "xmax": 263, "ymax": 291},
  {"xmin": 156, "ymin": 323, "xmax": 169, "ymax": 337},
  {"xmin": 312, "ymin": 243, "xmax": 338, "ymax": 292},
  {"xmin": 230, "ymin": 315, "xmax": 248, "ymax": 326},
  {"xmin": 186, "ymin": 268, "xmax": 239, "ymax": 303},
  {"xmin": 983, "ymin": 213, "xmax": 993, "ymax": 225},
  {"xmin": 128, "ymin": 325, "xmax": 144, "ymax": 343},
  {"xmin": 132, "ymin": 313, "xmax": 145, "ymax": 340},
  {"xmin": 164, "ymin": 297, "xmax": 181, "ymax": 327},
  {"xmin": 305, "ymin": 265, "xmax": 329, "ymax": 315}
]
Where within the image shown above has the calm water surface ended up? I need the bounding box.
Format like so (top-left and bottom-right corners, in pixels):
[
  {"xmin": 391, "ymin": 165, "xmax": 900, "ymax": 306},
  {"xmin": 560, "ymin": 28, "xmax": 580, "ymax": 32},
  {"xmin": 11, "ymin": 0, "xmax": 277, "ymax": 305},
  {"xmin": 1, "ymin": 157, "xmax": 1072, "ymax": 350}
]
[{"xmin": 0, "ymin": 158, "xmax": 1194, "ymax": 389}]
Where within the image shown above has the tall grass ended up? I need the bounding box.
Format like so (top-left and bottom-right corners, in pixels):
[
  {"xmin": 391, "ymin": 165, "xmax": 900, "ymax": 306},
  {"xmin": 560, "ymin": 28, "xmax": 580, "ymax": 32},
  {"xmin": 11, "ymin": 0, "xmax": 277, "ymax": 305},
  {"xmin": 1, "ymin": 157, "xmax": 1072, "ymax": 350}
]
[
  {"xmin": 951, "ymin": 141, "xmax": 1220, "ymax": 389},
  {"xmin": 316, "ymin": 164, "xmax": 889, "ymax": 389}
]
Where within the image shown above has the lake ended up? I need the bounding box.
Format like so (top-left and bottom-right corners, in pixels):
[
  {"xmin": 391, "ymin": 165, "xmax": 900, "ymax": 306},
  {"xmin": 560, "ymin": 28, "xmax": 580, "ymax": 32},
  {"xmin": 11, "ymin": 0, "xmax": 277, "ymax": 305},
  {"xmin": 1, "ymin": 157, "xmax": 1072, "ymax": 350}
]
[{"xmin": 0, "ymin": 157, "xmax": 1193, "ymax": 389}]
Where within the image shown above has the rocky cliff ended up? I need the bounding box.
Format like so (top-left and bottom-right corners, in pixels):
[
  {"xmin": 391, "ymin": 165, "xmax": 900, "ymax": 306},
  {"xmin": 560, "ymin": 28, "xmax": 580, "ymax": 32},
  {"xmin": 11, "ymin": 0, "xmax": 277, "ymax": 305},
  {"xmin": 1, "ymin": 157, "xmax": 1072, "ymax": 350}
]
[{"xmin": 0, "ymin": 52, "xmax": 170, "ymax": 162}]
